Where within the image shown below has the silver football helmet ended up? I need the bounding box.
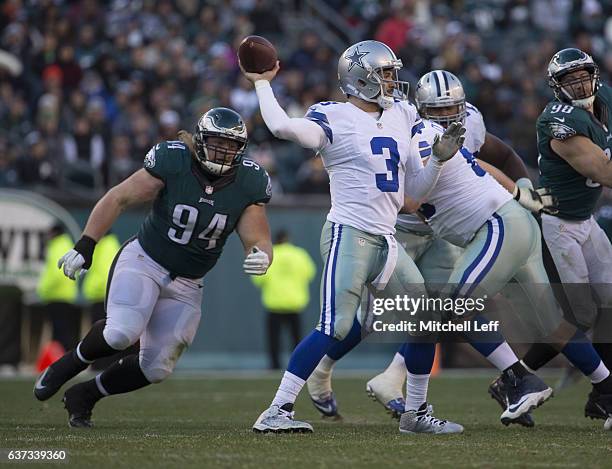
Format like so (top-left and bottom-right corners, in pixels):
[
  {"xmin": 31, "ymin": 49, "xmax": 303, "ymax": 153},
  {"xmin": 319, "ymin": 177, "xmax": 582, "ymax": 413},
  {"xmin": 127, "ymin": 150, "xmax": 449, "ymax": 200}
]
[
  {"xmin": 415, "ymin": 70, "xmax": 466, "ymax": 127},
  {"xmin": 548, "ymin": 48, "xmax": 600, "ymax": 109},
  {"xmin": 338, "ymin": 40, "xmax": 409, "ymax": 110}
]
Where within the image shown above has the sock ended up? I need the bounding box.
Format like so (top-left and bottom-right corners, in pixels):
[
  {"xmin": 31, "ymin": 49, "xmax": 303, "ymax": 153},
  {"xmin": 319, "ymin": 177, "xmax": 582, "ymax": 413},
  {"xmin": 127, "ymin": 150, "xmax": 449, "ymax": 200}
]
[
  {"xmin": 561, "ymin": 330, "xmax": 607, "ymax": 377},
  {"xmin": 78, "ymin": 320, "xmax": 120, "ymax": 362},
  {"xmin": 406, "ymin": 371, "xmax": 430, "ymax": 411},
  {"xmin": 326, "ymin": 317, "xmax": 362, "ymax": 360},
  {"xmin": 403, "ymin": 342, "xmax": 435, "ymax": 375},
  {"xmin": 317, "ymin": 355, "xmax": 336, "ymax": 374},
  {"xmin": 398, "ymin": 343, "xmax": 408, "ymax": 358},
  {"xmin": 594, "ymin": 343, "xmax": 612, "ymax": 370},
  {"xmin": 97, "ymin": 355, "xmax": 151, "ymax": 396},
  {"xmin": 49, "ymin": 349, "xmax": 89, "ymax": 378},
  {"xmin": 271, "ymin": 329, "xmax": 337, "ymax": 408},
  {"xmin": 482, "ymin": 342, "xmax": 520, "ymax": 372},
  {"xmin": 503, "ymin": 360, "xmax": 530, "ymax": 378},
  {"xmin": 465, "ymin": 315, "xmax": 508, "ymax": 357},
  {"xmin": 272, "ymin": 371, "xmax": 306, "ymax": 409},
  {"xmin": 522, "ymin": 343, "xmax": 560, "ymax": 371}
]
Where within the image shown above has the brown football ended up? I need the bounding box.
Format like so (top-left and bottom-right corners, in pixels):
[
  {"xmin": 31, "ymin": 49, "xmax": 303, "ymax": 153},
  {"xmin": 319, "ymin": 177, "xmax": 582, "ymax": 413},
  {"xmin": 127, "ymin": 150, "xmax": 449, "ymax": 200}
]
[{"xmin": 238, "ymin": 35, "xmax": 278, "ymax": 73}]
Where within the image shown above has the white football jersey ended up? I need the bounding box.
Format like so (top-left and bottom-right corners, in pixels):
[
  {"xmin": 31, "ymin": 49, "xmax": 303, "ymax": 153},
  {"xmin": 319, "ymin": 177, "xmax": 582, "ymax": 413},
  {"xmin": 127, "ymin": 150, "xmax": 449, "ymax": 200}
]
[
  {"xmin": 396, "ymin": 102, "xmax": 491, "ymax": 237},
  {"xmin": 306, "ymin": 100, "xmax": 422, "ymax": 235}
]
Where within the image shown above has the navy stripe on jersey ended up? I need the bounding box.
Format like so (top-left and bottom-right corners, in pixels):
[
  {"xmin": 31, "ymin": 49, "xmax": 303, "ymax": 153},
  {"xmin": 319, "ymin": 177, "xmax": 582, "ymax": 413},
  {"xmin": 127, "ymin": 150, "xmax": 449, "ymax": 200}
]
[{"xmin": 305, "ymin": 110, "xmax": 333, "ymax": 144}]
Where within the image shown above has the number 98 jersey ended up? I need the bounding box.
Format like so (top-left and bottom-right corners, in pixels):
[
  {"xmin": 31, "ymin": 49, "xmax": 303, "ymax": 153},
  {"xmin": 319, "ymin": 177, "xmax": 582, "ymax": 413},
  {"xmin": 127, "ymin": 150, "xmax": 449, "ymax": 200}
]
[
  {"xmin": 137, "ymin": 141, "xmax": 271, "ymax": 278},
  {"xmin": 537, "ymin": 84, "xmax": 612, "ymax": 220}
]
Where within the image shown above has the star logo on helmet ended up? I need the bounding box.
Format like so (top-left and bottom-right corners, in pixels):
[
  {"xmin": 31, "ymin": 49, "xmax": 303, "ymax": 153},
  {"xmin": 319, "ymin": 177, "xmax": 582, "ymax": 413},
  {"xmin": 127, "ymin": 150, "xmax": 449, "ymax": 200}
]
[{"xmin": 345, "ymin": 47, "xmax": 369, "ymax": 72}]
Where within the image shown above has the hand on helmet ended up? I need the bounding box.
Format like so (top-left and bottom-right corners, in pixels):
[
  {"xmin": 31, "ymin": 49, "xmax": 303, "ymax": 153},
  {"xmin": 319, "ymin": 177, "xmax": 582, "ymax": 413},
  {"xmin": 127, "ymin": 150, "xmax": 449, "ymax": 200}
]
[
  {"xmin": 431, "ymin": 122, "xmax": 466, "ymax": 162},
  {"xmin": 240, "ymin": 60, "xmax": 280, "ymax": 84}
]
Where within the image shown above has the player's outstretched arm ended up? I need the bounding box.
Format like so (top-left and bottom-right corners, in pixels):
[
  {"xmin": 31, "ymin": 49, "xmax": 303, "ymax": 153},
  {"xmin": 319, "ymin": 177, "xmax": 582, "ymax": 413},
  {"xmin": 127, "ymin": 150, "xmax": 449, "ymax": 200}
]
[
  {"xmin": 551, "ymin": 136, "xmax": 612, "ymax": 187},
  {"xmin": 479, "ymin": 132, "xmax": 530, "ymax": 182},
  {"xmin": 58, "ymin": 170, "xmax": 164, "ymax": 279},
  {"xmin": 236, "ymin": 203, "xmax": 273, "ymax": 276},
  {"xmin": 240, "ymin": 61, "xmax": 327, "ymax": 150}
]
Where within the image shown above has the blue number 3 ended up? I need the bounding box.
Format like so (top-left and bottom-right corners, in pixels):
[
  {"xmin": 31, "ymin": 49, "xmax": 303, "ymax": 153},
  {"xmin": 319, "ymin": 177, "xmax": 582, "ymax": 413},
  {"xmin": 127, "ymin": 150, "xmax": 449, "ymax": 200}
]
[{"xmin": 371, "ymin": 137, "xmax": 400, "ymax": 192}]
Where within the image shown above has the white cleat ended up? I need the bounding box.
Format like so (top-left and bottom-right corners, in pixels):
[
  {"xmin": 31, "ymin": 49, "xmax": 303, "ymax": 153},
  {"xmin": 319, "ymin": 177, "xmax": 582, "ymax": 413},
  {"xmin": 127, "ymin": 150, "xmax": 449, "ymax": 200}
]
[
  {"xmin": 366, "ymin": 372, "xmax": 406, "ymax": 419},
  {"xmin": 399, "ymin": 403, "xmax": 464, "ymax": 435},
  {"xmin": 604, "ymin": 417, "xmax": 612, "ymax": 431},
  {"xmin": 252, "ymin": 405, "xmax": 314, "ymax": 434}
]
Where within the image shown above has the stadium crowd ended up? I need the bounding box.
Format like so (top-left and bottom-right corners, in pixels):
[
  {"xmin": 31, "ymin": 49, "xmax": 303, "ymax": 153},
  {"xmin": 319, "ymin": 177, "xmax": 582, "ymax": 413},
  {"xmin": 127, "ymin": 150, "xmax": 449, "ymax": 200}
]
[{"xmin": 0, "ymin": 0, "xmax": 611, "ymax": 197}]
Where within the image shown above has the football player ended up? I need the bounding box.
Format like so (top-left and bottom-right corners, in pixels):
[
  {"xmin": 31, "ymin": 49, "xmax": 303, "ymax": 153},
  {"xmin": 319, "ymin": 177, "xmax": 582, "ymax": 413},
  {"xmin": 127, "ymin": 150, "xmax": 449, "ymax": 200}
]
[
  {"xmin": 307, "ymin": 69, "xmax": 612, "ymax": 432},
  {"xmin": 242, "ymin": 40, "xmax": 466, "ymax": 434},
  {"xmin": 489, "ymin": 48, "xmax": 612, "ymax": 429},
  {"xmin": 33, "ymin": 107, "xmax": 274, "ymax": 427}
]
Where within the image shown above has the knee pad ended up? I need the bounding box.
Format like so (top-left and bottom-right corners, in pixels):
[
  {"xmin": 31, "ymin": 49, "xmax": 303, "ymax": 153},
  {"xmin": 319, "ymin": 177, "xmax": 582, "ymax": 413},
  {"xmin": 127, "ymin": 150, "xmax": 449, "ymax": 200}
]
[{"xmin": 103, "ymin": 327, "xmax": 135, "ymax": 351}]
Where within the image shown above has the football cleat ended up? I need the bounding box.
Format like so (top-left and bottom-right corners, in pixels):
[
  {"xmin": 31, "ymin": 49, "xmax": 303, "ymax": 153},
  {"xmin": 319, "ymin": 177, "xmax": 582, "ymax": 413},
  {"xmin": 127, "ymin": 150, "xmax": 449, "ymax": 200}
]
[
  {"xmin": 34, "ymin": 352, "xmax": 88, "ymax": 401},
  {"xmin": 399, "ymin": 402, "xmax": 464, "ymax": 434},
  {"xmin": 307, "ymin": 365, "xmax": 340, "ymax": 418},
  {"xmin": 62, "ymin": 384, "xmax": 97, "ymax": 429},
  {"xmin": 488, "ymin": 376, "xmax": 535, "ymax": 427},
  {"xmin": 366, "ymin": 372, "xmax": 406, "ymax": 420},
  {"xmin": 499, "ymin": 371, "xmax": 553, "ymax": 426},
  {"xmin": 252, "ymin": 405, "xmax": 314, "ymax": 433},
  {"xmin": 585, "ymin": 389, "xmax": 612, "ymax": 424}
]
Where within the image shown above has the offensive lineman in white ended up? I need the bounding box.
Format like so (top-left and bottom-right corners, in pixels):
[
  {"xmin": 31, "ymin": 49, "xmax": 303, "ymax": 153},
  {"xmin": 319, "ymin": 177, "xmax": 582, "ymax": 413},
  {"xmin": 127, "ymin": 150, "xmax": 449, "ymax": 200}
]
[{"xmin": 242, "ymin": 40, "xmax": 466, "ymax": 434}]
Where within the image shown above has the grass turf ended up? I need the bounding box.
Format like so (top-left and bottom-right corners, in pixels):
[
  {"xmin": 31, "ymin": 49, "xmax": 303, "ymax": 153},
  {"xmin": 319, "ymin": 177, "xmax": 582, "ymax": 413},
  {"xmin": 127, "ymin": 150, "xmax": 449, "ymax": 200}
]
[{"xmin": 1, "ymin": 374, "xmax": 611, "ymax": 468}]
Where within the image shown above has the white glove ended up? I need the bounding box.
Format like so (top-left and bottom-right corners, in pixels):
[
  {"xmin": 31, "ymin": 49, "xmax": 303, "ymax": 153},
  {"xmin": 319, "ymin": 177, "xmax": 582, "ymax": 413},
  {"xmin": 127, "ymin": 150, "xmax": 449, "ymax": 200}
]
[
  {"xmin": 513, "ymin": 179, "xmax": 558, "ymax": 215},
  {"xmin": 431, "ymin": 121, "xmax": 466, "ymax": 162},
  {"xmin": 57, "ymin": 249, "xmax": 87, "ymax": 280},
  {"xmin": 243, "ymin": 246, "xmax": 270, "ymax": 275}
]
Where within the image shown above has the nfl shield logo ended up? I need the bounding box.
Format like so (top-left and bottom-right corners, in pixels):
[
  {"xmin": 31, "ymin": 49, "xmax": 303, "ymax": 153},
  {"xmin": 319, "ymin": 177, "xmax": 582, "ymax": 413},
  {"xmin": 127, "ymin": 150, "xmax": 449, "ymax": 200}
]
[{"xmin": 205, "ymin": 186, "xmax": 213, "ymax": 195}]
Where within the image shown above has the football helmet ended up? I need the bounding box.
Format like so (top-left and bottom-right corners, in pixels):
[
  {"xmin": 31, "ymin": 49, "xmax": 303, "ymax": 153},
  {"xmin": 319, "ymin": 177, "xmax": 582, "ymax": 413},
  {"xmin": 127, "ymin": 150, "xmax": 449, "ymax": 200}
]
[
  {"xmin": 415, "ymin": 70, "xmax": 466, "ymax": 127},
  {"xmin": 194, "ymin": 107, "xmax": 248, "ymax": 175},
  {"xmin": 338, "ymin": 40, "xmax": 409, "ymax": 110},
  {"xmin": 548, "ymin": 48, "xmax": 600, "ymax": 109}
]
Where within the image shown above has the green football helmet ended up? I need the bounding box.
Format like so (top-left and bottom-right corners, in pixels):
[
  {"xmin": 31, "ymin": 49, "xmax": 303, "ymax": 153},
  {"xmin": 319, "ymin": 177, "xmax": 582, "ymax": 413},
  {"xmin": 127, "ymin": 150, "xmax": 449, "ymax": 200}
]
[
  {"xmin": 547, "ymin": 48, "xmax": 600, "ymax": 109},
  {"xmin": 194, "ymin": 107, "xmax": 248, "ymax": 175}
]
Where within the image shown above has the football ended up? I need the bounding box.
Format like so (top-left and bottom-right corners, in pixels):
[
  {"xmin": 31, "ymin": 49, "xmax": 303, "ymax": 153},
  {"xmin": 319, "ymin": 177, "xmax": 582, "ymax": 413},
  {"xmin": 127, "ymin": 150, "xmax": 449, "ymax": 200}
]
[{"xmin": 238, "ymin": 35, "xmax": 278, "ymax": 73}]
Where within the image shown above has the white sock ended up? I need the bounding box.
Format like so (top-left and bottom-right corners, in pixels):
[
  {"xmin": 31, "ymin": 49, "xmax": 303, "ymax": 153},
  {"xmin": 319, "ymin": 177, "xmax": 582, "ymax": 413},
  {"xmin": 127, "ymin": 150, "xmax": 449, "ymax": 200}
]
[
  {"xmin": 318, "ymin": 355, "xmax": 336, "ymax": 374},
  {"xmin": 486, "ymin": 342, "xmax": 519, "ymax": 371},
  {"xmin": 589, "ymin": 361, "xmax": 610, "ymax": 384},
  {"xmin": 272, "ymin": 371, "xmax": 306, "ymax": 407},
  {"xmin": 405, "ymin": 371, "xmax": 430, "ymax": 411},
  {"xmin": 385, "ymin": 352, "xmax": 407, "ymax": 379}
]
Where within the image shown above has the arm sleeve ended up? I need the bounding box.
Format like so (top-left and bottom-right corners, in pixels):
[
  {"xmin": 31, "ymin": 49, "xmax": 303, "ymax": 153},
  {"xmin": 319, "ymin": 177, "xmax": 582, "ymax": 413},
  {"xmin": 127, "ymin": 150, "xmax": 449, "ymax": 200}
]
[{"xmin": 254, "ymin": 80, "xmax": 327, "ymax": 150}]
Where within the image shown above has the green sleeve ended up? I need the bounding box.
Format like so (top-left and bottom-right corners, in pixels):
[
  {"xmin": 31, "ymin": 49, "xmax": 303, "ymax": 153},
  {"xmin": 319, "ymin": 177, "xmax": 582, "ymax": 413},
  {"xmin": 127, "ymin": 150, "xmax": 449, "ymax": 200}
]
[
  {"xmin": 143, "ymin": 141, "xmax": 186, "ymax": 182},
  {"xmin": 538, "ymin": 104, "xmax": 591, "ymax": 142},
  {"xmin": 249, "ymin": 166, "xmax": 272, "ymax": 205}
]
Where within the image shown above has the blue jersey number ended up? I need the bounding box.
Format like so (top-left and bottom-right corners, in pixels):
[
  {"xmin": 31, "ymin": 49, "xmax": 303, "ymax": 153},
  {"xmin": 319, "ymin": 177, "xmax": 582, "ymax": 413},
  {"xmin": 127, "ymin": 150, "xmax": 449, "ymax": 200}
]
[{"xmin": 371, "ymin": 137, "xmax": 400, "ymax": 192}]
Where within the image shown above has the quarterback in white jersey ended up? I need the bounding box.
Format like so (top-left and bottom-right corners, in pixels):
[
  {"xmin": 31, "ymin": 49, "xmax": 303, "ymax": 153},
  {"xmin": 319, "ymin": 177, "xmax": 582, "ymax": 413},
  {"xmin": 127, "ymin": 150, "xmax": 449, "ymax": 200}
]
[{"xmin": 242, "ymin": 41, "xmax": 466, "ymax": 434}]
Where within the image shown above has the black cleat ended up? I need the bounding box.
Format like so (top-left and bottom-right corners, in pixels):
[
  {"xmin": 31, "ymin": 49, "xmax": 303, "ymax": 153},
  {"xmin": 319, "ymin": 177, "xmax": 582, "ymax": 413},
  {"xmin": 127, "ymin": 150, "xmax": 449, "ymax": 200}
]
[
  {"xmin": 585, "ymin": 389, "xmax": 612, "ymax": 420},
  {"xmin": 499, "ymin": 371, "xmax": 553, "ymax": 426},
  {"xmin": 34, "ymin": 352, "xmax": 87, "ymax": 401},
  {"xmin": 63, "ymin": 384, "xmax": 97, "ymax": 428},
  {"xmin": 488, "ymin": 375, "xmax": 535, "ymax": 427}
]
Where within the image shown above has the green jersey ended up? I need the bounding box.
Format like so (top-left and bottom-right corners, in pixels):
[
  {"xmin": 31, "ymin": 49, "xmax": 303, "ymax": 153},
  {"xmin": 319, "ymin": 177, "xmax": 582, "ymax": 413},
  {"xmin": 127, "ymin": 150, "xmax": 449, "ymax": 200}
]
[
  {"xmin": 537, "ymin": 84, "xmax": 612, "ymax": 220},
  {"xmin": 137, "ymin": 140, "xmax": 271, "ymax": 278}
]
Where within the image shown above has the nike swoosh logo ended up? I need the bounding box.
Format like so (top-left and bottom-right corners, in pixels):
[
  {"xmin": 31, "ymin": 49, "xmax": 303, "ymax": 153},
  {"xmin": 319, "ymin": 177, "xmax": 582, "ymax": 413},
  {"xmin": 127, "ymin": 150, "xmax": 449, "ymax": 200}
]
[
  {"xmin": 34, "ymin": 368, "xmax": 49, "ymax": 390},
  {"xmin": 507, "ymin": 395, "xmax": 530, "ymax": 413},
  {"xmin": 313, "ymin": 401, "xmax": 334, "ymax": 414},
  {"xmin": 553, "ymin": 117, "xmax": 565, "ymax": 123}
]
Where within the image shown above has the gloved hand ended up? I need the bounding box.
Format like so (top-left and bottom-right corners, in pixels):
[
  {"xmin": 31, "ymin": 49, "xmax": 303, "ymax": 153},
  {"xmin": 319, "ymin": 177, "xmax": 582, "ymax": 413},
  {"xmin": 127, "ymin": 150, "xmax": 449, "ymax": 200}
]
[
  {"xmin": 57, "ymin": 235, "xmax": 97, "ymax": 280},
  {"xmin": 513, "ymin": 178, "xmax": 558, "ymax": 215},
  {"xmin": 431, "ymin": 121, "xmax": 466, "ymax": 162},
  {"xmin": 243, "ymin": 246, "xmax": 270, "ymax": 275}
]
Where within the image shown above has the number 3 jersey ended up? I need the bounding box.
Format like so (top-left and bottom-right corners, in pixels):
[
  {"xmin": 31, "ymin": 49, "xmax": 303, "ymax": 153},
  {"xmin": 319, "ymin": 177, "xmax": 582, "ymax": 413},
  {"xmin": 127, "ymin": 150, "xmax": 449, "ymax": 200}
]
[
  {"xmin": 397, "ymin": 105, "xmax": 512, "ymax": 247},
  {"xmin": 305, "ymin": 100, "xmax": 423, "ymax": 235},
  {"xmin": 137, "ymin": 141, "xmax": 271, "ymax": 278},
  {"xmin": 537, "ymin": 84, "xmax": 612, "ymax": 220}
]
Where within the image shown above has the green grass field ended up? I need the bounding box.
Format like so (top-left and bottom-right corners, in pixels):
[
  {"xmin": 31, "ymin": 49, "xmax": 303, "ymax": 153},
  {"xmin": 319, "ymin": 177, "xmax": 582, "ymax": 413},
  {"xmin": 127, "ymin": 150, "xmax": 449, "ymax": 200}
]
[{"xmin": 1, "ymin": 374, "xmax": 610, "ymax": 468}]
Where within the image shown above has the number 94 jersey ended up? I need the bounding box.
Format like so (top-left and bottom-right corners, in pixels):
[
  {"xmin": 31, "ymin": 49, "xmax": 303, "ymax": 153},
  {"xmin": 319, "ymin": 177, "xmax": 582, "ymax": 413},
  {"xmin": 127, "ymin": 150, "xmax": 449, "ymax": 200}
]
[
  {"xmin": 137, "ymin": 140, "xmax": 271, "ymax": 278},
  {"xmin": 305, "ymin": 100, "xmax": 422, "ymax": 235}
]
